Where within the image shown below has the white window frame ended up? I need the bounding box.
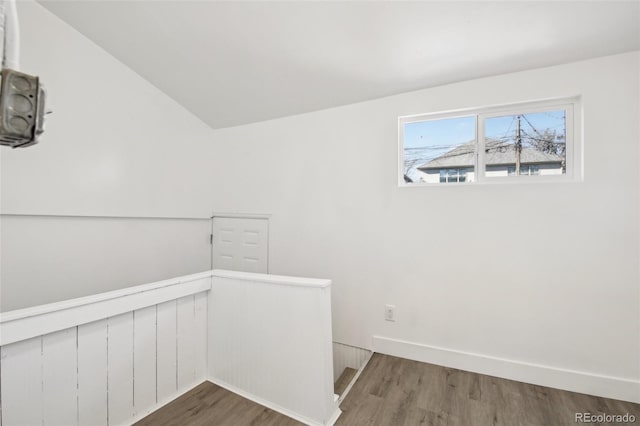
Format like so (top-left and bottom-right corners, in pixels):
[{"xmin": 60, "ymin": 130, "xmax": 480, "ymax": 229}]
[{"xmin": 398, "ymin": 97, "xmax": 582, "ymax": 187}]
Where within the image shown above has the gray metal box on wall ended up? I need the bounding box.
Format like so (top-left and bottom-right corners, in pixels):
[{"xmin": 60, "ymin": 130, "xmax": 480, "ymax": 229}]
[{"xmin": 0, "ymin": 68, "xmax": 46, "ymax": 148}]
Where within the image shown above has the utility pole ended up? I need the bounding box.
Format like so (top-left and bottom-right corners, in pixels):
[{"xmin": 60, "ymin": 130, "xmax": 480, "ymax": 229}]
[{"xmin": 515, "ymin": 115, "xmax": 521, "ymax": 175}]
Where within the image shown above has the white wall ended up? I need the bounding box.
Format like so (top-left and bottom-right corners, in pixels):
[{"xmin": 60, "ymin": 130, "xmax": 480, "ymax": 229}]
[
  {"xmin": 0, "ymin": 1, "xmax": 215, "ymax": 218},
  {"xmin": 204, "ymin": 52, "xmax": 640, "ymax": 398},
  {"xmin": 0, "ymin": 215, "xmax": 211, "ymax": 311},
  {"xmin": 0, "ymin": 1, "xmax": 216, "ymax": 310}
]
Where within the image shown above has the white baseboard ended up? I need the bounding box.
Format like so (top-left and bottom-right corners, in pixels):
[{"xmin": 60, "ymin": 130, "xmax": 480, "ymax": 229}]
[
  {"xmin": 325, "ymin": 406, "xmax": 343, "ymax": 426},
  {"xmin": 208, "ymin": 377, "xmax": 341, "ymax": 426},
  {"xmin": 372, "ymin": 335, "xmax": 640, "ymax": 404}
]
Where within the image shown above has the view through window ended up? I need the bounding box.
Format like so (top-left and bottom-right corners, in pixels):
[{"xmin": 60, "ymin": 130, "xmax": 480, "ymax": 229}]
[{"xmin": 400, "ymin": 101, "xmax": 574, "ymax": 185}]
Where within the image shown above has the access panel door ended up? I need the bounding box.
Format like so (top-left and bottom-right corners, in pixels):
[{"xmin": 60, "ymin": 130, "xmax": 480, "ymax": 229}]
[{"xmin": 212, "ymin": 217, "xmax": 268, "ymax": 273}]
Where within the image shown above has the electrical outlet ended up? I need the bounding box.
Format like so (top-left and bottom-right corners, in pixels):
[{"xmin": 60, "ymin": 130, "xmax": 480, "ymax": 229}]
[{"xmin": 385, "ymin": 304, "xmax": 396, "ymax": 322}]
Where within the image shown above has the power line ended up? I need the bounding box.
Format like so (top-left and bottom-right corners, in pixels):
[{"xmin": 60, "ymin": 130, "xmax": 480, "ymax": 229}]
[{"xmin": 521, "ymin": 114, "xmax": 543, "ymax": 138}]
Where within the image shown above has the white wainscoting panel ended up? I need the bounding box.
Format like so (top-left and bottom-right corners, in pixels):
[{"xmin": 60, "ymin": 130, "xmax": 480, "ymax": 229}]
[
  {"xmin": 107, "ymin": 312, "xmax": 135, "ymax": 426},
  {"xmin": 0, "ymin": 278, "xmax": 209, "ymax": 426},
  {"xmin": 209, "ymin": 270, "xmax": 339, "ymax": 426},
  {"xmin": 43, "ymin": 327, "xmax": 78, "ymax": 425},
  {"xmin": 332, "ymin": 342, "xmax": 371, "ymax": 382},
  {"xmin": 134, "ymin": 306, "xmax": 157, "ymax": 416},
  {"xmin": 0, "ymin": 337, "xmax": 43, "ymax": 426},
  {"xmin": 177, "ymin": 296, "xmax": 196, "ymax": 392},
  {"xmin": 1, "ymin": 269, "xmax": 338, "ymax": 425},
  {"xmin": 78, "ymin": 319, "xmax": 108, "ymax": 426},
  {"xmin": 194, "ymin": 292, "xmax": 208, "ymax": 379},
  {"xmin": 156, "ymin": 300, "xmax": 178, "ymax": 405}
]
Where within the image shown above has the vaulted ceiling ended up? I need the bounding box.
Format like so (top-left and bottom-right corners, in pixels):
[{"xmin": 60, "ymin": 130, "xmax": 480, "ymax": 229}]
[{"xmin": 38, "ymin": 1, "xmax": 640, "ymax": 129}]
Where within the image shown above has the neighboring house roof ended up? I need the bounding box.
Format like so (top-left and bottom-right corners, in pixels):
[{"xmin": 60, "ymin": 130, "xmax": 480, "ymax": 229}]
[{"xmin": 417, "ymin": 139, "xmax": 564, "ymax": 171}]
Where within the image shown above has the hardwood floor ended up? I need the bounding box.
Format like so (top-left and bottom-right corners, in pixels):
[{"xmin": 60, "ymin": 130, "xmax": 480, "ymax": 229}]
[
  {"xmin": 335, "ymin": 367, "xmax": 358, "ymax": 396},
  {"xmin": 134, "ymin": 382, "xmax": 302, "ymax": 426},
  {"xmin": 336, "ymin": 354, "xmax": 640, "ymax": 426},
  {"xmin": 136, "ymin": 353, "xmax": 640, "ymax": 425}
]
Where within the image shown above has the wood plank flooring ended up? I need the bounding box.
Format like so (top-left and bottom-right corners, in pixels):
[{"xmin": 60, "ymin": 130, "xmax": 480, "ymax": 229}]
[
  {"xmin": 134, "ymin": 382, "xmax": 302, "ymax": 426},
  {"xmin": 335, "ymin": 367, "xmax": 358, "ymax": 396},
  {"xmin": 335, "ymin": 354, "xmax": 640, "ymax": 426},
  {"xmin": 136, "ymin": 353, "xmax": 640, "ymax": 425}
]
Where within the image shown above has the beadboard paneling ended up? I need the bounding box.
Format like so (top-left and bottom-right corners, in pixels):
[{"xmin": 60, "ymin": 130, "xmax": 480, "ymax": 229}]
[
  {"xmin": 332, "ymin": 342, "xmax": 371, "ymax": 382},
  {"xmin": 0, "ymin": 288, "xmax": 208, "ymax": 426}
]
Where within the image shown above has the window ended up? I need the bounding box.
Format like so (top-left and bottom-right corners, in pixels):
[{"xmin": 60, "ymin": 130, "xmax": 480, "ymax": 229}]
[
  {"xmin": 402, "ymin": 116, "xmax": 476, "ymax": 184},
  {"xmin": 440, "ymin": 168, "xmax": 470, "ymax": 183},
  {"xmin": 398, "ymin": 98, "xmax": 580, "ymax": 186},
  {"xmin": 507, "ymin": 165, "xmax": 539, "ymax": 176}
]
